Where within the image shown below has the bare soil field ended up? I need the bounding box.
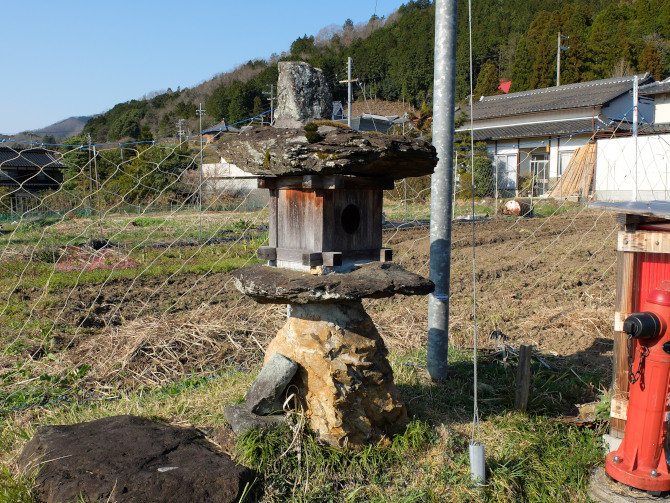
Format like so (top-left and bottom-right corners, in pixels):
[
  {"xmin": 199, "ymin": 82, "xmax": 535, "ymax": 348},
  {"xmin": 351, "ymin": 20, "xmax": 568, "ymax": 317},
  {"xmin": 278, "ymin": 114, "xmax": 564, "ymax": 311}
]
[
  {"xmin": 3, "ymin": 208, "xmax": 618, "ymax": 396},
  {"xmin": 385, "ymin": 208, "xmax": 617, "ymax": 368}
]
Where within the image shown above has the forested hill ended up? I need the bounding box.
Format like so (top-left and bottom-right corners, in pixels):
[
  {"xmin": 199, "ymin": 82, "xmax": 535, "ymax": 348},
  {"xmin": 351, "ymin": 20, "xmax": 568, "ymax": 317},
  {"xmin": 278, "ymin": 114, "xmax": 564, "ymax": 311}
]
[{"xmin": 81, "ymin": 0, "xmax": 669, "ymax": 144}]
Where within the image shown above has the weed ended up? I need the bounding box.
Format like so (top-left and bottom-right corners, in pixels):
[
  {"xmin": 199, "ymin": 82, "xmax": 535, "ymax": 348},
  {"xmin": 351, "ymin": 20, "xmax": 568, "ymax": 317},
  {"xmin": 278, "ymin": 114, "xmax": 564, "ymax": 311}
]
[
  {"xmin": 230, "ymin": 219, "xmax": 253, "ymax": 234},
  {"xmin": 0, "ymin": 364, "xmax": 91, "ymax": 417},
  {"xmin": 0, "ymin": 466, "xmax": 34, "ymax": 503},
  {"xmin": 130, "ymin": 217, "xmax": 171, "ymax": 227},
  {"xmin": 235, "ymin": 420, "xmax": 436, "ymax": 501}
]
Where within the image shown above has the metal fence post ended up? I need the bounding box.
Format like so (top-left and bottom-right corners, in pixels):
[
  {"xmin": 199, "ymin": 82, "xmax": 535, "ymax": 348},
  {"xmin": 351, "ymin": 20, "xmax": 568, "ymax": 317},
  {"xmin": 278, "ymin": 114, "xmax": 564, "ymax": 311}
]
[{"xmin": 428, "ymin": 0, "xmax": 458, "ymax": 382}]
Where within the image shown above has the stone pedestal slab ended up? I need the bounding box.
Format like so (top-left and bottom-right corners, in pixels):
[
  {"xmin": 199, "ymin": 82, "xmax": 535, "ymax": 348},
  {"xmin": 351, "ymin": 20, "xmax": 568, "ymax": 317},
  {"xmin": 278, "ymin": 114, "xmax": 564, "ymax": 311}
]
[{"xmin": 232, "ymin": 262, "xmax": 434, "ymax": 304}]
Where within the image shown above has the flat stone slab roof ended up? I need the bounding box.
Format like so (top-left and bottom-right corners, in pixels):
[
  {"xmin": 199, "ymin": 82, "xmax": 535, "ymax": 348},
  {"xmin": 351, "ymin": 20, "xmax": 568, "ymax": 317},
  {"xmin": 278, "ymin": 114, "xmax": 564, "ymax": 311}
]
[
  {"xmin": 232, "ymin": 262, "xmax": 434, "ymax": 304},
  {"xmin": 218, "ymin": 126, "xmax": 436, "ymax": 180}
]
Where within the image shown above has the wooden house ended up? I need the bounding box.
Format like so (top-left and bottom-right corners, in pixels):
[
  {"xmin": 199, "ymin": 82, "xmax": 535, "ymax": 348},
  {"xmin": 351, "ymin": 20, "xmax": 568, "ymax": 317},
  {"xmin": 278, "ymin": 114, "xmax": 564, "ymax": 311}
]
[{"xmin": 0, "ymin": 147, "xmax": 64, "ymax": 212}]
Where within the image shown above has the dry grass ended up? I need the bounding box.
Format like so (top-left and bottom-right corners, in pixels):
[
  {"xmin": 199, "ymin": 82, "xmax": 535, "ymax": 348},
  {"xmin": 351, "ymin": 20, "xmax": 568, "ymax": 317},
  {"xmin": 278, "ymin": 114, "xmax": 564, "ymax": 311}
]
[{"xmin": 55, "ymin": 301, "xmax": 286, "ymax": 391}]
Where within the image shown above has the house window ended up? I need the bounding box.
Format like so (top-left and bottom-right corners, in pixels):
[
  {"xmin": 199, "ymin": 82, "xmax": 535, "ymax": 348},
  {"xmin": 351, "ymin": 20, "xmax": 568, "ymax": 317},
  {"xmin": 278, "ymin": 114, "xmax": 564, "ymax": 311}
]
[
  {"xmin": 559, "ymin": 151, "xmax": 574, "ymax": 177},
  {"xmin": 494, "ymin": 154, "xmax": 517, "ymax": 190}
]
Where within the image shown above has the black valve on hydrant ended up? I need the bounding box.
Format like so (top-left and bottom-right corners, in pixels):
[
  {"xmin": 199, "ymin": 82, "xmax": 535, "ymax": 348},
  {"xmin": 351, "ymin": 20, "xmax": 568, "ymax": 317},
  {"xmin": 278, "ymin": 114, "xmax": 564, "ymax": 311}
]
[{"xmin": 623, "ymin": 312, "xmax": 662, "ymax": 340}]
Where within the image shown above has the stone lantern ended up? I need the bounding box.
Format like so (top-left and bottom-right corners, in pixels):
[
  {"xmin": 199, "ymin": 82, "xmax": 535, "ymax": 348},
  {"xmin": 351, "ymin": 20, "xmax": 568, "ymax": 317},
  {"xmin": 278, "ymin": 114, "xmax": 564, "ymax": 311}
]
[{"xmin": 222, "ymin": 62, "xmax": 436, "ymax": 447}]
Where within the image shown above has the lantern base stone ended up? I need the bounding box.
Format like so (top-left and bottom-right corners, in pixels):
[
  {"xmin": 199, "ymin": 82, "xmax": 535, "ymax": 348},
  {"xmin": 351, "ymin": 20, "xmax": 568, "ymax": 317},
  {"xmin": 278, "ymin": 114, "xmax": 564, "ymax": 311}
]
[{"xmin": 265, "ymin": 300, "xmax": 408, "ymax": 448}]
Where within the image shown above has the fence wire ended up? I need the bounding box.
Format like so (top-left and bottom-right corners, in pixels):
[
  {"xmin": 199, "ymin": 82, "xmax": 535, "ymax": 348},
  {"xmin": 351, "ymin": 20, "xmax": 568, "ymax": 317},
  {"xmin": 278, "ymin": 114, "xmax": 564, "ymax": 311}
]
[{"xmin": 0, "ymin": 116, "xmax": 665, "ymax": 421}]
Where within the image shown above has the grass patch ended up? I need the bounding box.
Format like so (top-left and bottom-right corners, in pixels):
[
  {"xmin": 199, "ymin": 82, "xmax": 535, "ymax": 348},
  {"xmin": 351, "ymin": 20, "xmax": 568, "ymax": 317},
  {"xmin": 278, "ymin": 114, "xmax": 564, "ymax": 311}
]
[
  {"xmin": 0, "ymin": 344, "xmax": 606, "ymax": 502},
  {"xmin": 233, "ymin": 347, "xmax": 605, "ymax": 501},
  {"xmin": 236, "ymin": 420, "xmax": 437, "ymax": 501},
  {"xmin": 0, "ymin": 363, "xmax": 91, "ymax": 417},
  {"xmin": 382, "ymin": 199, "xmax": 583, "ymax": 223},
  {"xmin": 0, "ymin": 466, "xmax": 34, "ymax": 503}
]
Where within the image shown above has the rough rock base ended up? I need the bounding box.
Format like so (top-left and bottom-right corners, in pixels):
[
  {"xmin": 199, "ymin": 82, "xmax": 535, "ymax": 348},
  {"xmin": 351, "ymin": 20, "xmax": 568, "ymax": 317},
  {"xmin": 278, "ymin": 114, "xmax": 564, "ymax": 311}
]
[{"xmin": 265, "ymin": 301, "xmax": 408, "ymax": 447}]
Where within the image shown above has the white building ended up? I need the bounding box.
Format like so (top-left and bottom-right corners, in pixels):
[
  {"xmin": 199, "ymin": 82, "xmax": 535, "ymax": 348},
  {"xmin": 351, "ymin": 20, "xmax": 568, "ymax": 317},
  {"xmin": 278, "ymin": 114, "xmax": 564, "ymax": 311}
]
[
  {"xmin": 201, "ymin": 159, "xmax": 268, "ymax": 207},
  {"xmin": 594, "ymin": 77, "xmax": 670, "ymax": 201},
  {"xmin": 458, "ymin": 74, "xmax": 655, "ymax": 199}
]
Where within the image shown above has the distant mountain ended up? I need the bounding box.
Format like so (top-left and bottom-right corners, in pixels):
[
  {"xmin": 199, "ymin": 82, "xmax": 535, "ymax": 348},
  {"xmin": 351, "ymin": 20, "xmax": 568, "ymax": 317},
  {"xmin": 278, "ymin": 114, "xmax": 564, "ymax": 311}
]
[
  {"xmin": 29, "ymin": 116, "xmax": 93, "ymax": 139},
  {"xmin": 0, "ymin": 116, "xmax": 93, "ymax": 147}
]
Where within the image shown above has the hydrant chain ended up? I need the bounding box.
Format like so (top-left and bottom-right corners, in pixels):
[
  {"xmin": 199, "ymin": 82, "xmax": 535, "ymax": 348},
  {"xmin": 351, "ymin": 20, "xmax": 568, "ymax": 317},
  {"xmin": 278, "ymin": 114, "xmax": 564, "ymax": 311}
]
[{"xmin": 628, "ymin": 334, "xmax": 649, "ymax": 385}]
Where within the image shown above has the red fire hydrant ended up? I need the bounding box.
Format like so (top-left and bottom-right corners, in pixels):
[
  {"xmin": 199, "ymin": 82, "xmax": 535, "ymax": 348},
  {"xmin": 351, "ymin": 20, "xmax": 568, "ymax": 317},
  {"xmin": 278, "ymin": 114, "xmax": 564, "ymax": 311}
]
[{"xmin": 606, "ymin": 284, "xmax": 670, "ymax": 492}]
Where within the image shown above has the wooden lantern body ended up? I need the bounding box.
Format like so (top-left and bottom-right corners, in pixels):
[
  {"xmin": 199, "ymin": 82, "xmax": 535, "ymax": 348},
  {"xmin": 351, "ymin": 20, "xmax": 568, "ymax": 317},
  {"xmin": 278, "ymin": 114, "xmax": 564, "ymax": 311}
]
[{"xmin": 256, "ymin": 174, "xmax": 393, "ymax": 270}]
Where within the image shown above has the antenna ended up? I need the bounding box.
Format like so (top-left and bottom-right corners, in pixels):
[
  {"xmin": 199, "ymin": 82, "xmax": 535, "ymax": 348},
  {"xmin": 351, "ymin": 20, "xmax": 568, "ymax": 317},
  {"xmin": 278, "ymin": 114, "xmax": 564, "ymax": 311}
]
[
  {"xmin": 263, "ymin": 84, "xmax": 276, "ymax": 126},
  {"xmin": 338, "ymin": 58, "xmax": 359, "ymax": 128},
  {"xmin": 557, "ymin": 32, "xmax": 570, "ymax": 87}
]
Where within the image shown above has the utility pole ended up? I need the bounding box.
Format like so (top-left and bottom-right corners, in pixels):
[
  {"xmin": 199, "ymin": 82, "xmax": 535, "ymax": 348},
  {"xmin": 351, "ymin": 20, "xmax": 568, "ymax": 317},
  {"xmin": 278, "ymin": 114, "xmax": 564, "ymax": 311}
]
[
  {"xmin": 263, "ymin": 84, "xmax": 276, "ymax": 125},
  {"xmin": 556, "ymin": 32, "xmax": 570, "ymax": 87},
  {"xmin": 196, "ymin": 103, "xmax": 205, "ymax": 240},
  {"xmin": 87, "ymin": 134, "xmax": 93, "ymax": 214},
  {"xmin": 428, "ymin": 0, "xmax": 458, "ymax": 382},
  {"xmin": 177, "ymin": 119, "xmax": 185, "ymax": 144},
  {"xmin": 348, "ymin": 58, "xmax": 353, "ymax": 127},
  {"xmin": 339, "ymin": 58, "xmax": 358, "ymax": 127},
  {"xmin": 633, "ymin": 75, "xmax": 639, "ymax": 202}
]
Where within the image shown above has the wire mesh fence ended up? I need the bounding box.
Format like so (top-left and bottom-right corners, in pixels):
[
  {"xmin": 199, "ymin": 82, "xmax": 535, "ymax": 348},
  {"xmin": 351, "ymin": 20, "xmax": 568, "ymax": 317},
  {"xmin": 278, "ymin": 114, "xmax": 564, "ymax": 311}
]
[{"xmin": 0, "ymin": 115, "xmax": 665, "ymax": 421}]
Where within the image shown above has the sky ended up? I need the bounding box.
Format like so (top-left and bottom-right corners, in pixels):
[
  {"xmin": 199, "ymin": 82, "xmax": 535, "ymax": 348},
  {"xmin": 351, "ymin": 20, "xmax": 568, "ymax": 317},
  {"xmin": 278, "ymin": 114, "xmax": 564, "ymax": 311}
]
[{"xmin": 0, "ymin": 0, "xmax": 408, "ymax": 135}]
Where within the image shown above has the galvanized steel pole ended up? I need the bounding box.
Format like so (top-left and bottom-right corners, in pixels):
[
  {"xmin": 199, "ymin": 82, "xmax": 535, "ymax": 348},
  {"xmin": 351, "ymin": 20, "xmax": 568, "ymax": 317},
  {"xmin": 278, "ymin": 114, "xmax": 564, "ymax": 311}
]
[
  {"xmin": 633, "ymin": 75, "xmax": 638, "ymax": 202},
  {"xmin": 428, "ymin": 0, "xmax": 458, "ymax": 381},
  {"xmin": 347, "ymin": 57, "xmax": 353, "ymax": 128}
]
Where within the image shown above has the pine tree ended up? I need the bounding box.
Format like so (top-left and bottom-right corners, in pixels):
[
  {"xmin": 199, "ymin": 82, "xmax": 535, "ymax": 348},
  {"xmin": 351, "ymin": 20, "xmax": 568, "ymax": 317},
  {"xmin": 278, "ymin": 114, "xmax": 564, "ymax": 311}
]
[
  {"xmin": 473, "ymin": 60, "xmax": 501, "ymax": 98},
  {"xmin": 510, "ymin": 36, "xmax": 532, "ymax": 92},
  {"xmin": 639, "ymin": 42, "xmax": 663, "ymax": 80}
]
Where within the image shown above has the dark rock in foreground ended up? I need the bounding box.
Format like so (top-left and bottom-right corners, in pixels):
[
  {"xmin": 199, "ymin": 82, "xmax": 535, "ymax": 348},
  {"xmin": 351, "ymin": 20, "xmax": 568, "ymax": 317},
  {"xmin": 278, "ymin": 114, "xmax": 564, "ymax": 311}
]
[
  {"xmin": 232, "ymin": 262, "xmax": 434, "ymax": 304},
  {"xmin": 19, "ymin": 415, "xmax": 253, "ymax": 503},
  {"xmin": 218, "ymin": 126, "xmax": 436, "ymax": 179}
]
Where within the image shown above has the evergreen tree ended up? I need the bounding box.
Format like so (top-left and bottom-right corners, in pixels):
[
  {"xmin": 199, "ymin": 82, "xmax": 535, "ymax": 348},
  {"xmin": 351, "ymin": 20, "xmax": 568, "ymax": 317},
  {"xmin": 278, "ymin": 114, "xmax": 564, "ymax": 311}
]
[
  {"xmin": 138, "ymin": 125, "xmax": 153, "ymax": 143},
  {"xmin": 510, "ymin": 36, "xmax": 532, "ymax": 92},
  {"xmin": 454, "ymin": 135, "xmax": 494, "ymax": 199},
  {"xmin": 640, "ymin": 41, "xmax": 663, "ymax": 80},
  {"xmin": 252, "ymin": 96, "xmax": 264, "ymax": 118},
  {"xmin": 473, "ymin": 60, "xmax": 501, "ymax": 97},
  {"xmin": 559, "ymin": 4, "xmax": 591, "ymax": 85},
  {"xmin": 530, "ymin": 40, "xmax": 554, "ymax": 88}
]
